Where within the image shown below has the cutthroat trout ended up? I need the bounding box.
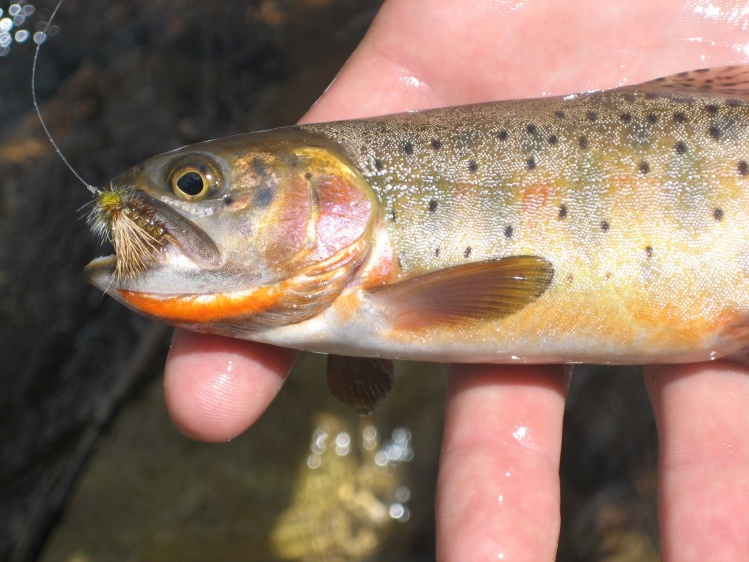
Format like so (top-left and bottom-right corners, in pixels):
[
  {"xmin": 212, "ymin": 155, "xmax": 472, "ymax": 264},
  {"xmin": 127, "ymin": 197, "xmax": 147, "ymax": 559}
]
[{"xmin": 85, "ymin": 66, "xmax": 749, "ymax": 412}]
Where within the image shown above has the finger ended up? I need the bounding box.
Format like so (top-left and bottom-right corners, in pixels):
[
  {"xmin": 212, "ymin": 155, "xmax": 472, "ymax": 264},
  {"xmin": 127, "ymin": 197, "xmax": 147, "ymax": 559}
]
[
  {"xmin": 645, "ymin": 362, "xmax": 749, "ymax": 561},
  {"xmin": 164, "ymin": 329, "xmax": 297, "ymax": 442},
  {"xmin": 437, "ymin": 364, "xmax": 568, "ymax": 562}
]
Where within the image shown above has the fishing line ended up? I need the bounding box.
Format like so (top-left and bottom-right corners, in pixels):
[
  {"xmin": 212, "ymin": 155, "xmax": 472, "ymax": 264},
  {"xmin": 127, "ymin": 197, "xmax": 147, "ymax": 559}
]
[{"xmin": 32, "ymin": 0, "xmax": 100, "ymax": 195}]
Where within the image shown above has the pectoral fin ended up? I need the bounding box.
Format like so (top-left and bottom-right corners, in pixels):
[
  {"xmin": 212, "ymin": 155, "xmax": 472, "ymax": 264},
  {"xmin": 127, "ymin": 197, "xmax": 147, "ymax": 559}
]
[
  {"xmin": 370, "ymin": 255, "xmax": 554, "ymax": 331},
  {"xmin": 326, "ymin": 354, "xmax": 395, "ymax": 415}
]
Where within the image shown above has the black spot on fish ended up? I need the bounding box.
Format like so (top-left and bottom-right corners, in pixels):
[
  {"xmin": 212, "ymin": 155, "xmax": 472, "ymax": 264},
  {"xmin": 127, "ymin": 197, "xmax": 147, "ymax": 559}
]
[
  {"xmin": 305, "ymin": 172, "xmax": 313, "ymax": 179},
  {"xmin": 253, "ymin": 187, "xmax": 274, "ymax": 208},
  {"xmin": 429, "ymin": 199, "xmax": 438, "ymax": 213},
  {"xmin": 647, "ymin": 113, "xmax": 659, "ymax": 124},
  {"xmin": 464, "ymin": 246, "xmax": 472, "ymax": 258},
  {"xmin": 709, "ymin": 125, "xmax": 722, "ymax": 140},
  {"xmin": 619, "ymin": 113, "xmax": 632, "ymax": 123},
  {"xmin": 431, "ymin": 139, "xmax": 442, "ymax": 150},
  {"xmin": 403, "ymin": 141, "xmax": 414, "ymax": 155},
  {"xmin": 527, "ymin": 158, "xmax": 536, "ymax": 170},
  {"xmin": 739, "ymin": 161, "xmax": 749, "ymax": 175},
  {"xmin": 468, "ymin": 160, "xmax": 478, "ymax": 173},
  {"xmin": 714, "ymin": 207, "xmax": 724, "ymax": 221},
  {"xmin": 390, "ymin": 210, "xmax": 397, "ymax": 222},
  {"xmin": 374, "ymin": 159, "xmax": 384, "ymax": 171},
  {"xmin": 675, "ymin": 141, "xmax": 687, "ymax": 154},
  {"xmin": 673, "ymin": 112, "xmax": 688, "ymax": 123},
  {"xmin": 554, "ymin": 110, "xmax": 566, "ymax": 119},
  {"xmin": 605, "ymin": 271, "xmax": 613, "ymax": 279},
  {"xmin": 526, "ymin": 124, "xmax": 537, "ymax": 135},
  {"xmin": 624, "ymin": 92, "xmax": 636, "ymax": 103},
  {"xmin": 645, "ymin": 246, "xmax": 653, "ymax": 258},
  {"xmin": 223, "ymin": 195, "xmax": 234, "ymax": 206},
  {"xmin": 644, "ymin": 92, "xmax": 658, "ymax": 100},
  {"xmin": 705, "ymin": 104, "xmax": 719, "ymax": 115},
  {"xmin": 548, "ymin": 134, "xmax": 558, "ymax": 145},
  {"xmin": 639, "ymin": 160, "xmax": 650, "ymax": 174},
  {"xmin": 252, "ymin": 157, "xmax": 268, "ymax": 176},
  {"xmin": 558, "ymin": 204, "xmax": 568, "ymax": 219},
  {"xmin": 727, "ymin": 98, "xmax": 743, "ymax": 107},
  {"xmin": 434, "ymin": 247, "xmax": 440, "ymax": 257},
  {"xmin": 578, "ymin": 136, "xmax": 588, "ymax": 149},
  {"xmin": 586, "ymin": 111, "xmax": 598, "ymax": 122},
  {"xmin": 504, "ymin": 225, "xmax": 514, "ymax": 239},
  {"xmin": 601, "ymin": 220, "xmax": 610, "ymax": 232},
  {"xmin": 497, "ymin": 130, "xmax": 509, "ymax": 141}
]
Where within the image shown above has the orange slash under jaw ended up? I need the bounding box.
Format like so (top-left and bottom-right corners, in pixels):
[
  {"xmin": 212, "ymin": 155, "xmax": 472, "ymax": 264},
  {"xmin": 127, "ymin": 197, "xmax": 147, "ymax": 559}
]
[{"xmin": 118, "ymin": 284, "xmax": 283, "ymax": 324}]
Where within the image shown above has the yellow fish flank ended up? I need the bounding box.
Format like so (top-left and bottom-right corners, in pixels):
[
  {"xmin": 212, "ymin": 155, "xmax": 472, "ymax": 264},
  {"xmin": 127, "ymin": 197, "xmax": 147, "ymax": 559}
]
[{"xmin": 85, "ymin": 66, "xmax": 749, "ymax": 411}]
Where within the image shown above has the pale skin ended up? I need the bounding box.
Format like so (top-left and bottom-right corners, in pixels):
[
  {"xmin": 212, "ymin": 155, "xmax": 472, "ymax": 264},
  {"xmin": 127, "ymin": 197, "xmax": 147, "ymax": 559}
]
[{"xmin": 164, "ymin": 1, "xmax": 749, "ymax": 560}]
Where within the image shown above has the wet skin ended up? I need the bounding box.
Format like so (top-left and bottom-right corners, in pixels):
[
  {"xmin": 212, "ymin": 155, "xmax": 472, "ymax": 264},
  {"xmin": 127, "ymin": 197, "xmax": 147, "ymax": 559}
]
[{"xmin": 164, "ymin": 1, "xmax": 749, "ymax": 560}]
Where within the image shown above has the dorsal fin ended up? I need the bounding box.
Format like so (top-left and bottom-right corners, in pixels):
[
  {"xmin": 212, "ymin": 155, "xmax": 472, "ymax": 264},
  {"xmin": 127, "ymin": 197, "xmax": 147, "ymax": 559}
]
[
  {"xmin": 623, "ymin": 65, "xmax": 749, "ymax": 99},
  {"xmin": 369, "ymin": 255, "xmax": 554, "ymax": 331}
]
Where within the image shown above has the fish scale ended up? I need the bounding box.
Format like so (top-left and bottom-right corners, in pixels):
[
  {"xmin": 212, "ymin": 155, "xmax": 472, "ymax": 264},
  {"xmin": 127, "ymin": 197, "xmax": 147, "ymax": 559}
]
[
  {"xmin": 84, "ymin": 66, "xmax": 749, "ymax": 411},
  {"xmin": 304, "ymin": 88, "xmax": 749, "ymax": 278}
]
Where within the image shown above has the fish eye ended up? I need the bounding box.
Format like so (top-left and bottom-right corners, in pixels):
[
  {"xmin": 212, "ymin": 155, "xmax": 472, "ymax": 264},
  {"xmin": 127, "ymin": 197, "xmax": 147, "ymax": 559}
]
[{"xmin": 167, "ymin": 155, "xmax": 223, "ymax": 201}]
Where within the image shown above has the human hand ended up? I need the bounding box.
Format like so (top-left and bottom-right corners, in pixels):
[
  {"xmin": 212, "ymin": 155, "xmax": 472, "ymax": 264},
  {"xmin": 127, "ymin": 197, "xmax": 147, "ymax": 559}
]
[{"xmin": 164, "ymin": 1, "xmax": 749, "ymax": 559}]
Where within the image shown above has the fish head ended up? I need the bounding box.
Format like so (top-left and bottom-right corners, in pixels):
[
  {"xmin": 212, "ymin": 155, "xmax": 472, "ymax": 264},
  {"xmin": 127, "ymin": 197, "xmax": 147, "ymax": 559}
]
[{"xmin": 84, "ymin": 129, "xmax": 379, "ymax": 332}]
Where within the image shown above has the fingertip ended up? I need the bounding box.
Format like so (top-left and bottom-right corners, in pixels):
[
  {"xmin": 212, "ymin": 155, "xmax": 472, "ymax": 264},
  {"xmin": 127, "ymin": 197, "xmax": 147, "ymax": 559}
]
[{"xmin": 164, "ymin": 329, "xmax": 297, "ymax": 442}]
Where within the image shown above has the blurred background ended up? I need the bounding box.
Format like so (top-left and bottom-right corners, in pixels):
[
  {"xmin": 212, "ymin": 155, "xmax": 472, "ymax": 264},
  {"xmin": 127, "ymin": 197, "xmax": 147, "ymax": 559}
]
[{"xmin": 0, "ymin": 1, "xmax": 660, "ymax": 560}]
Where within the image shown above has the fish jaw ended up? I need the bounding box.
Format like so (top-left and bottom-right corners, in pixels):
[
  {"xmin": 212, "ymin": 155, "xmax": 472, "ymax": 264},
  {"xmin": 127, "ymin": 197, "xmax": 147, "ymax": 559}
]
[
  {"xmin": 84, "ymin": 229, "xmax": 301, "ymax": 328},
  {"xmin": 85, "ymin": 234, "xmax": 375, "ymax": 332},
  {"xmin": 84, "ymin": 247, "xmax": 212, "ymax": 295},
  {"xmin": 84, "ymin": 182, "xmax": 232, "ymax": 297},
  {"xmin": 84, "ymin": 254, "xmax": 288, "ymax": 326}
]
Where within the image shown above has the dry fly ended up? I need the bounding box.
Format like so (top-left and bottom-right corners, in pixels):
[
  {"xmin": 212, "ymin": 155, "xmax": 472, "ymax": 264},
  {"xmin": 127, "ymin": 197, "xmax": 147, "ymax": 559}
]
[
  {"xmin": 32, "ymin": 0, "xmax": 168, "ymax": 278},
  {"xmin": 87, "ymin": 186, "xmax": 168, "ymax": 277}
]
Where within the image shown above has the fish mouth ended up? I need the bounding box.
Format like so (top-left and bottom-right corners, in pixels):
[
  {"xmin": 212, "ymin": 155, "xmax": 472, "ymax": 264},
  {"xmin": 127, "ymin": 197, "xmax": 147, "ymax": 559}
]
[
  {"xmin": 84, "ymin": 187, "xmax": 222, "ymax": 290},
  {"xmin": 147, "ymin": 197, "xmax": 222, "ymax": 268}
]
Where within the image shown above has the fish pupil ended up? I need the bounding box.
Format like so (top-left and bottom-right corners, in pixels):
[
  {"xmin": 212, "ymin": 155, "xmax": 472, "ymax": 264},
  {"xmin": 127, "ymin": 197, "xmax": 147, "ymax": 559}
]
[{"xmin": 177, "ymin": 171, "xmax": 204, "ymax": 196}]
